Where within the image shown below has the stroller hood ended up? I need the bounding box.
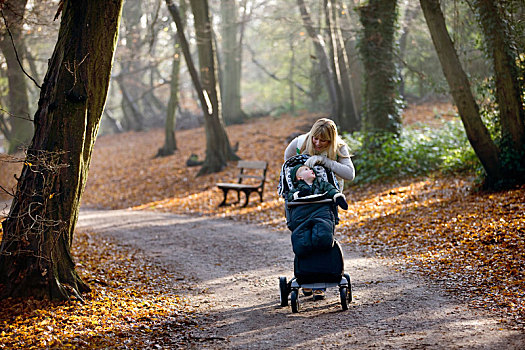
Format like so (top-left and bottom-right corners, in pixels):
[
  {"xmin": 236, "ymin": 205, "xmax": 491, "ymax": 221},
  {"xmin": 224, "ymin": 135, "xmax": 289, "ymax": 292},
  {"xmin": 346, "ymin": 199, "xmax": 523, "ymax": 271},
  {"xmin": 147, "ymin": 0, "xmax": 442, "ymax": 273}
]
[{"xmin": 277, "ymin": 154, "xmax": 340, "ymax": 198}]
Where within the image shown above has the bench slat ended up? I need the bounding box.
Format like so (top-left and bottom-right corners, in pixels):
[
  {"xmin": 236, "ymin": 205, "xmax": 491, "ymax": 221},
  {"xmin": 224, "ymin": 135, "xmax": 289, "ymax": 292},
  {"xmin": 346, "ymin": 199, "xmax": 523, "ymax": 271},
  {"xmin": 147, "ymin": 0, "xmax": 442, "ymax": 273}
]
[
  {"xmin": 238, "ymin": 174, "xmax": 265, "ymax": 181},
  {"xmin": 237, "ymin": 160, "xmax": 267, "ymax": 169},
  {"xmin": 216, "ymin": 183, "xmax": 261, "ymax": 189}
]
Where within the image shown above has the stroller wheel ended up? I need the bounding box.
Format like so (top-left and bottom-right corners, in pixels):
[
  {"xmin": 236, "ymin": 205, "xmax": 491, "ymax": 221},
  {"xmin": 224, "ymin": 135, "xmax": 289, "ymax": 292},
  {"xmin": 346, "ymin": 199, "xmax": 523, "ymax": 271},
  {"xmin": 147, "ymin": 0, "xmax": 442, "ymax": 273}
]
[
  {"xmin": 344, "ymin": 273, "xmax": 353, "ymax": 303},
  {"xmin": 279, "ymin": 277, "xmax": 289, "ymax": 307},
  {"xmin": 340, "ymin": 287, "xmax": 349, "ymax": 311},
  {"xmin": 290, "ymin": 290, "xmax": 300, "ymax": 313}
]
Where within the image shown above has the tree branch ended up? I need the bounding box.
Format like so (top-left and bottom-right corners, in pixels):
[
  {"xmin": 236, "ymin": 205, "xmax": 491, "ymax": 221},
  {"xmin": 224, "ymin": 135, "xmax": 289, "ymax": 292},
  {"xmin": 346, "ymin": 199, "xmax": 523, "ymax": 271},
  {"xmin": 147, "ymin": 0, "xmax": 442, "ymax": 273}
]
[
  {"xmin": 0, "ymin": 8, "xmax": 41, "ymax": 89},
  {"xmin": 245, "ymin": 44, "xmax": 310, "ymax": 96}
]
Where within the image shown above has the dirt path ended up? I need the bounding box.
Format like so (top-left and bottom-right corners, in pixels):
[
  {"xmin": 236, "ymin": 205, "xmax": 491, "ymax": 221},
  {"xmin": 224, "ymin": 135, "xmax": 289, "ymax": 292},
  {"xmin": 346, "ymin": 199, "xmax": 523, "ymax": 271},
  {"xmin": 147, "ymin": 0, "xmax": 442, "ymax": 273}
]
[{"xmin": 77, "ymin": 209, "xmax": 524, "ymax": 349}]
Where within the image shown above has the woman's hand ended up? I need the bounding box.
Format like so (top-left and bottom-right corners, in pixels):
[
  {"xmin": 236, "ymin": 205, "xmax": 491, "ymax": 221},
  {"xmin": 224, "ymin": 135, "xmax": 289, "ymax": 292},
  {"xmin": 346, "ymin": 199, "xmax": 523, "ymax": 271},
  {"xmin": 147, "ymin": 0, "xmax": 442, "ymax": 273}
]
[
  {"xmin": 305, "ymin": 155, "xmax": 325, "ymax": 167},
  {"xmin": 306, "ymin": 155, "xmax": 338, "ymax": 171}
]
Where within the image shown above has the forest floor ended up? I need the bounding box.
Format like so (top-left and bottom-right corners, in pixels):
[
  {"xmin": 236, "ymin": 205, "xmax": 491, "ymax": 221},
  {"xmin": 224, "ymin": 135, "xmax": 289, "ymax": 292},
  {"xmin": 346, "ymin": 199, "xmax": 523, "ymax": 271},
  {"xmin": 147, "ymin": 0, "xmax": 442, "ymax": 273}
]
[{"xmin": 0, "ymin": 102, "xmax": 524, "ymax": 348}]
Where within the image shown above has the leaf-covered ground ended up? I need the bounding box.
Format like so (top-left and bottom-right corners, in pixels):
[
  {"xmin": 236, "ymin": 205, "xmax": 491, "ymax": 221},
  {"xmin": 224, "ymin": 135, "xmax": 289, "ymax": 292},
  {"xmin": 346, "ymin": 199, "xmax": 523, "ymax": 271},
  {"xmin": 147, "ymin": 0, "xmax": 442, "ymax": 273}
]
[
  {"xmin": 0, "ymin": 103, "xmax": 523, "ymax": 347},
  {"xmin": 0, "ymin": 229, "xmax": 201, "ymax": 348}
]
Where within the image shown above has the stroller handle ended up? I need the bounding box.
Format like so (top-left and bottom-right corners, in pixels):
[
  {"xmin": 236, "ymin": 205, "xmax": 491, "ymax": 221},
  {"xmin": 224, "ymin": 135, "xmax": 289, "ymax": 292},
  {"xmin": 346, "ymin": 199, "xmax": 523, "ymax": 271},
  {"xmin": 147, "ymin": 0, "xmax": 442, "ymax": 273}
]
[{"xmin": 286, "ymin": 198, "xmax": 333, "ymax": 207}]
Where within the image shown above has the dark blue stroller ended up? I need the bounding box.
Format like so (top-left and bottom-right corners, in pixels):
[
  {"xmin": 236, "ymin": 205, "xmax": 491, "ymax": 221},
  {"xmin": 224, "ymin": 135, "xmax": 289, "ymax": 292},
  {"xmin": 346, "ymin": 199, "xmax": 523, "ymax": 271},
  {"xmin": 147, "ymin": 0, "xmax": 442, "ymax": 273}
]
[{"xmin": 277, "ymin": 154, "xmax": 352, "ymax": 313}]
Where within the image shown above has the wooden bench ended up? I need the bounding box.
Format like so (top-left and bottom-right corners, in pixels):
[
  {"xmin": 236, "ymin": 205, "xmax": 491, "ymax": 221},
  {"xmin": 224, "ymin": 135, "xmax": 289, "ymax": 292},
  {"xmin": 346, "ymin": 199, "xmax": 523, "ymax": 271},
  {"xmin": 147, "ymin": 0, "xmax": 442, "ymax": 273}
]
[{"xmin": 216, "ymin": 160, "xmax": 268, "ymax": 207}]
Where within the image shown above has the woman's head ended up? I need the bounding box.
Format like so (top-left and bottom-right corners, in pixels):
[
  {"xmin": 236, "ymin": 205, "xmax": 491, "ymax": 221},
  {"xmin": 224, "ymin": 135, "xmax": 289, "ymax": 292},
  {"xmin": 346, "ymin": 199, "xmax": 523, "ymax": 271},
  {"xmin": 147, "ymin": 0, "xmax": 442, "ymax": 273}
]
[{"xmin": 301, "ymin": 118, "xmax": 340, "ymax": 159}]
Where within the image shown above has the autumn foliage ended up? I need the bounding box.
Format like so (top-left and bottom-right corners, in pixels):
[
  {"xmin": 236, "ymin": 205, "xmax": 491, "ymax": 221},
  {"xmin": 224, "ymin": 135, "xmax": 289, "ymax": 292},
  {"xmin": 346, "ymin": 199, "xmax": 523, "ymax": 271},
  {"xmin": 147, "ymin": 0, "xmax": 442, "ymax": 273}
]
[{"xmin": 0, "ymin": 105, "xmax": 523, "ymax": 346}]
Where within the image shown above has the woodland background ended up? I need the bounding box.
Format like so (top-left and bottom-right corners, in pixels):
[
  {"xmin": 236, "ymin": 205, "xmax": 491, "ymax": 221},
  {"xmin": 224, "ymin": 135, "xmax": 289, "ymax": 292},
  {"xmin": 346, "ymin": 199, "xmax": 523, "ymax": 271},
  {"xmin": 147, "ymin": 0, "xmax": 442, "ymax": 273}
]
[{"xmin": 0, "ymin": 0, "xmax": 523, "ymax": 348}]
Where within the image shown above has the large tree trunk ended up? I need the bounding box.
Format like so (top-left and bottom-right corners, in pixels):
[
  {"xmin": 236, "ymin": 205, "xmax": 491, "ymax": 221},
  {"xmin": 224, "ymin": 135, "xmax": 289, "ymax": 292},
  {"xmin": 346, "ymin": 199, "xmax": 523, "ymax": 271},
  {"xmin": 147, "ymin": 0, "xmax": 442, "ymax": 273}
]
[
  {"xmin": 0, "ymin": 0, "xmax": 123, "ymax": 300},
  {"xmin": 297, "ymin": 0, "xmax": 339, "ymax": 119},
  {"xmin": 473, "ymin": 0, "xmax": 525, "ymax": 153},
  {"xmin": 190, "ymin": 0, "xmax": 238, "ymax": 176},
  {"xmin": 220, "ymin": 0, "xmax": 246, "ymax": 124},
  {"xmin": 358, "ymin": 0, "xmax": 401, "ymax": 136},
  {"xmin": 420, "ymin": 0, "xmax": 503, "ymax": 182},
  {"xmin": 0, "ymin": 0, "xmax": 33, "ymax": 154}
]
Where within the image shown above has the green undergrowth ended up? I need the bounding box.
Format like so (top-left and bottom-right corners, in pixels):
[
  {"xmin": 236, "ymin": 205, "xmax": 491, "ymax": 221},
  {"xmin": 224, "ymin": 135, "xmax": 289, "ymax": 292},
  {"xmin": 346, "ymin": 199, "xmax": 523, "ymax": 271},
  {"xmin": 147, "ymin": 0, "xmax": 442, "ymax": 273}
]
[{"xmin": 344, "ymin": 120, "xmax": 481, "ymax": 184}]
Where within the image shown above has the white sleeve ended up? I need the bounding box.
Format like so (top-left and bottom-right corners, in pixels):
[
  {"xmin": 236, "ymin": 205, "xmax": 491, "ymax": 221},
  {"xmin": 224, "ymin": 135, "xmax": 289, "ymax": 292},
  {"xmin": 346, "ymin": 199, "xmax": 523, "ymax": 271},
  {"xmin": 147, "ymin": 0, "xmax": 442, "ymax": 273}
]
[
  {"xmin": 284, "ymin": 137, "xmax": 299, "ymax": 161},
  {"xmin": 284, "ymin": 134, "xmax": 308, "ymax": 161},
  {"xmin": 324, "ymin": 145, "xmax": 355, "ymax": 181}
]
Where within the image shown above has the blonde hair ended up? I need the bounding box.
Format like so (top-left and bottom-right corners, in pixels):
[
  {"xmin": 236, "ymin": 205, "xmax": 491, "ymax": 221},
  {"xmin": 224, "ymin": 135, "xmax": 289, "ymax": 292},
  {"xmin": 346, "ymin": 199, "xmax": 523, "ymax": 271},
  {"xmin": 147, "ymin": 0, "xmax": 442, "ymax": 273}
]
[{"xmin": 300, "ymin": 118, "xmax": 348, "ymax": 160}]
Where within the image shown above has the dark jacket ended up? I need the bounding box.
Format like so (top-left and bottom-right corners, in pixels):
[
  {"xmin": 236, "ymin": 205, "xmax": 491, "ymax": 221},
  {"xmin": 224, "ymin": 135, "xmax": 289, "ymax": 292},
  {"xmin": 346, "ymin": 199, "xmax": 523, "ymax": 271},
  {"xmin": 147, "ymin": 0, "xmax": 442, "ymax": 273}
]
[{"xmin": 287, "ymin": 178, "xmax": 340, "ymax": 202}]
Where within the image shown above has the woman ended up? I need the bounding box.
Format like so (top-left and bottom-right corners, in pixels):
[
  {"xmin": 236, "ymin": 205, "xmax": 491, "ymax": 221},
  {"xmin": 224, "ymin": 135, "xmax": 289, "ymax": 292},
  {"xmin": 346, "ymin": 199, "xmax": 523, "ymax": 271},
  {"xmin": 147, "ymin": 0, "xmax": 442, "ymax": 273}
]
[
  {"xmin": 284, "ymin": 118, "xmax": 355, "ymax": 189},
  {"xmin": 284, "ymin": 118, "xmax": 355, "ymax": 300}
]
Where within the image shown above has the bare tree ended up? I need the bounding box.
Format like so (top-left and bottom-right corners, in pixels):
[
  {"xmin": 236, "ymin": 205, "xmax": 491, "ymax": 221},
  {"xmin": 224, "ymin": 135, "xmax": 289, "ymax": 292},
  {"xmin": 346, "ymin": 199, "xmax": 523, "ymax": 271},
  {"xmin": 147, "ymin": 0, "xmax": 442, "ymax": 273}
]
[
  {"xmin": 472, "ymin": 0, "xmax": 525, "ymax": 156},
  {"xmin": 296, "ymin": 0, "xmax": 339, "ymax": 119},
  {"xmin": 220, "ymin": 0, "xmax": 247, "ymax": 124},
  {"xmin": 158, "ymin": 0, "xmax": 188, "ymax": 157},
  {"xmin": 325, "ymin": 0, "xmax": 359, "ymax": 131},
  {"xmin": 190, "ymin": 0, "xmax": 239, "ymax": 175},
  {"xmin": 166, "ymin": 0, "xmax": 238, "ymax": 175},
  {"xmin": 420, "ymin": 0, "xmax": 503, "ymax": 182},
  {"xmin": 0, "ymin": 0, "xmax": 33, "ymax": 154}
]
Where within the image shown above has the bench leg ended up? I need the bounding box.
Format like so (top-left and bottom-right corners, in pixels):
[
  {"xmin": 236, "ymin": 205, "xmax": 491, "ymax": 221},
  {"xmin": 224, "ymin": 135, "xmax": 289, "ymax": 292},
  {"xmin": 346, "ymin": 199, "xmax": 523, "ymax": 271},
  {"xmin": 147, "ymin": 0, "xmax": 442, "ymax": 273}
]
[
  {"xmin": 236, "ymin": 190, "xmax": 241, "ymax": 204},
  {"xmin": 242, "ymin": 190, "xmax": 251, "ymax": 207},
  {"xmin": 218, "ymin": 188, "xmax": 229, "ymax": 206},
  {"xmin": 241, "ymin": 190, "xmax": 264, "ymax": 207}
]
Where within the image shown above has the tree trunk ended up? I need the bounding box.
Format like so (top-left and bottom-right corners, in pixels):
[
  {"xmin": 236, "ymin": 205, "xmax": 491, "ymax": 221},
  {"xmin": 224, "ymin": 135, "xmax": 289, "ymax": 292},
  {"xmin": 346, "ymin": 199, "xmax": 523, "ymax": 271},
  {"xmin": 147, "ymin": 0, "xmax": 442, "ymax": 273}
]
[
  {"xmin": 119, "ymin": 1, "xmax": 144, "ymax": 131},
  {"xmin": 289, "ymin": 38, "xmax": 296, "ymax": 115},
  {"xmin": 398, "ymin": 3, "xmax": 418, "ymax": 99},
  {"xmin": 324, "ymin": 0, "xmax": 344, "ymax": 126},
  {"xmin": 0, "ymin": 0, "xmax": 33, "ymax": 154},
  {"xmin": 308, "ymin": 55, "xmax": 323, "ymax": 111},
  {"xmin": 157, "ymin": 1, "xmax": 187, "ymax": 157},
  {"xmin": 328, "ymin": 0, "xmax": 359, "ymax": 132},
  {"xmin": 297, "ymin": 0, "xmax": 339, "ymax": 119},
  {"xmin": 420, "ymin": 0, "xmax": 503, "ymax": 181},
  {"xmin": 116, "ymin": 73, "xmax": 143, "ymax": 131},
  {"xmin": 166, "ymin": 0, "xmax": 238, "ymax": 174},
  {"xmin": 157, "ymin": 33, "xmax": 181, "ymax": 156},
  {"xmin": 358, "ymin": 0, "xmax": 401, "ymax": 135},
  {"xmin": 220, "ymin": 0, "xmax": 246, "ymax": 124},
  {"xmin": 472, "ymin": 0, "xmax": 525, "ymax": 152},
  {"xmin": 190, "ymin": 0, "xmax": 239, "ymax": 176},
  {"xmin": 0, "ymin": 0, "xmax": 123, "ymax": 300},
  {"xmin": 340, "ymin": 5, "xmax": 363, "ymax": 117}
]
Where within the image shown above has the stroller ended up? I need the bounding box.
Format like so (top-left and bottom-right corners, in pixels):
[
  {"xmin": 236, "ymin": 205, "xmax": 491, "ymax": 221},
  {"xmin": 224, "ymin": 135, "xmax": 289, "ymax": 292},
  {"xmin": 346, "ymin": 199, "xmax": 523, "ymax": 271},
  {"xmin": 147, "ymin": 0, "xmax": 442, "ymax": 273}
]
[{"xmin": 278, "ymin": 154, "xmax": 352, "ymax": 313}]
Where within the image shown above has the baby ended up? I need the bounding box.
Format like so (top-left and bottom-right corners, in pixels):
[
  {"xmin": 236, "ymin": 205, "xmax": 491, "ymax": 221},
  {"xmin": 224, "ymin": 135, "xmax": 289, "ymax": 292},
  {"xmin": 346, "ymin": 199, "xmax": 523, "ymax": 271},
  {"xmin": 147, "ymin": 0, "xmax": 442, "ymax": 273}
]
[{"xmin": 288, "ymin": 164, "xmax": 348, "ymax": 210}]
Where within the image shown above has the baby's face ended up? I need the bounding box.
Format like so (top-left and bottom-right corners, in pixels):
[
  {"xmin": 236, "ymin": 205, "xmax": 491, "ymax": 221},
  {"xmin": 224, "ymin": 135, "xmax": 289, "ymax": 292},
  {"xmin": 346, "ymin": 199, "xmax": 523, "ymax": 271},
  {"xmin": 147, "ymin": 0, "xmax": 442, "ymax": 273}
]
[{"xmin": 296, "ymin": 166, "xmax": 316, "ymax": 182}]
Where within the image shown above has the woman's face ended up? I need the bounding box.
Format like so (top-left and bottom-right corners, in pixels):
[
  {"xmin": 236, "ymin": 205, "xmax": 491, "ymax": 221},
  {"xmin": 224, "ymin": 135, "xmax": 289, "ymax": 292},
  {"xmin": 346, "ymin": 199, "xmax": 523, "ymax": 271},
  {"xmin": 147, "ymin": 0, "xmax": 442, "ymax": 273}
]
[{"xmin": 312, "ymin": 136, "xmax": 330, "ymax": 152}]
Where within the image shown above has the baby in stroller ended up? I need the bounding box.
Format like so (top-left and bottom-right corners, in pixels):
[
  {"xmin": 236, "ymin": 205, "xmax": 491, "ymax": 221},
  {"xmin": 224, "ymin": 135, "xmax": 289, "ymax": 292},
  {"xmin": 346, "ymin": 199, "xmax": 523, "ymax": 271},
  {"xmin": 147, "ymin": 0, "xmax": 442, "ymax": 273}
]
[
  {"xmin": 278, "ymin": 154, "xmax": 352, "ymax": 312},
  {"xmin": 288, "ymin": 163, "xmax": 348, "ymax": 210}
]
